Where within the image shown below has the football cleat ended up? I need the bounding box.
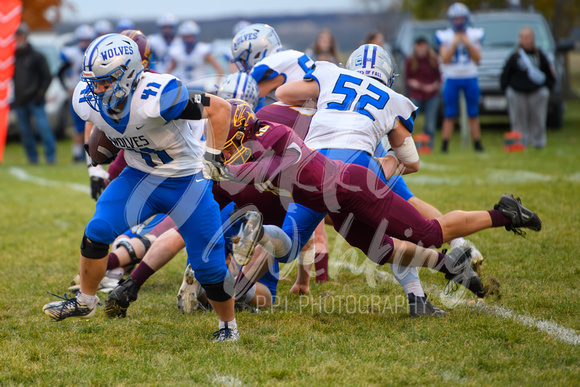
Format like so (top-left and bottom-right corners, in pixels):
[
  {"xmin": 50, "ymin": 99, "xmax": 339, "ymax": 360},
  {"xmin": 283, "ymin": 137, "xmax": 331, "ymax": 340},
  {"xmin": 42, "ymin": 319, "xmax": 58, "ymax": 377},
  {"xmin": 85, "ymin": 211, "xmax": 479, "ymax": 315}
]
[
  {"xmin": 104, "ymin": 277, "xmax": 141, "ymax": 318},
  {"xmin": 212, "ymin": 326, "xmax": 240, "ymax": 342},
  {"xmin": 444, "ymin": 246, "xmax": 485, "ymax": 298},
  {"xmin": 451, "ymin": 239, "xmax": 484, "ymax": 274},
  {"xmin": 43, "ymin": 293, "xmax": 98, "ymax": 321},
  {"xmin": 232, "ymin": 211, "xmax": 263, "ymax": 266},
  {"xmin": 176, "ymin": 264, "xmax": 202, "ymax": 313},
  {"xmin": 408, "ymin": 293, "xmax": 445, "ymax": 318},
  {"xmin": 494, "ymin": 194, "xmax": 542, "ymax": 236}
]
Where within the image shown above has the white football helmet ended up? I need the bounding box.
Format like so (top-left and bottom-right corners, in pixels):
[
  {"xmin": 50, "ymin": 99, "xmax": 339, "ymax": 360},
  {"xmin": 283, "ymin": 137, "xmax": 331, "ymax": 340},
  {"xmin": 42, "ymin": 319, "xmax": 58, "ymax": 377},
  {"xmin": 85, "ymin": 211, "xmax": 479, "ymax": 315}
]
[
  {"xmin": 346, "ymin": 44, "xmax": 397, "ymax": 87},
  {"xmin": 75, "ymin": 24, "xmax": 96, "ymax": 41},
  {"xmin": 231, "ymin": 24, "xmax": 282, "ymax": 72},
  {"xmin": 178, "ymin": 21, "xmax": 200, "ymax": 36},
  {"xmin": 217, "ymin": 73, "xmax": 260, "ymax": 110},
  {"xmin": 447, "ymin": 2, "xmax": 470, "ymax": 31},
  {"xmin": 232, "ymin": 20, "xmax": 251, "ymax": 36},
  {"xmin": 81, "ymin": 34, "xmax": 144, "ymax": 112},
  {"xmin": 116, "ymin": 19, "xmax": 135, "ymax": 33},
  {"xmin": 93, "ymin": 20, "xmax": 112, "ymax": 36},
  {"xmin": 157, "ymin": 13, "xmax": 179, "ymax": 28}
]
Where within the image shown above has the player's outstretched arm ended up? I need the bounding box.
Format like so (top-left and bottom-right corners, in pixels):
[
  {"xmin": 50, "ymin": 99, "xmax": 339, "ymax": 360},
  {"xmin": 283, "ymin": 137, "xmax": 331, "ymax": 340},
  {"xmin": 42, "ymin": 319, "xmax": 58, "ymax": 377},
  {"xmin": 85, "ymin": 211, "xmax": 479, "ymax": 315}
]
[
  {"xmin": 387, "ymin": 119, "xmax": 420, "ymax": 174},
  {"xmin": 276, "ymin": 80, "xmax": 319, "ymax": 106},
  {"xmin": 201, "ymin": 94, "xmax": 232, "ymax": 152}
]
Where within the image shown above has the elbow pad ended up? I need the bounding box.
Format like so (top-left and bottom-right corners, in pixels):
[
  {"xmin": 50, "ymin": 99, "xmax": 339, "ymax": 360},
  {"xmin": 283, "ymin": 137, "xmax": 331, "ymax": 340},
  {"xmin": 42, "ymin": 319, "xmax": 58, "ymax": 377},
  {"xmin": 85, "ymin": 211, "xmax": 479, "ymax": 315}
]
[{"xmin": 393, "ymin": 136, "xmax": 419, "ymax": 163}]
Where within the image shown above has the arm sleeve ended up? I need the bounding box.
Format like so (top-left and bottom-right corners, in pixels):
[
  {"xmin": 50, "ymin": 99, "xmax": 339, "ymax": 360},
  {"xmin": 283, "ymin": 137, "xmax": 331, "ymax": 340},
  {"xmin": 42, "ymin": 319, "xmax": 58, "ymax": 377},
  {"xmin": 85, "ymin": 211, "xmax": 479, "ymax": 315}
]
[{"xmin": 177, "ymin": 90, "xmax": 211, "ymax": 121}]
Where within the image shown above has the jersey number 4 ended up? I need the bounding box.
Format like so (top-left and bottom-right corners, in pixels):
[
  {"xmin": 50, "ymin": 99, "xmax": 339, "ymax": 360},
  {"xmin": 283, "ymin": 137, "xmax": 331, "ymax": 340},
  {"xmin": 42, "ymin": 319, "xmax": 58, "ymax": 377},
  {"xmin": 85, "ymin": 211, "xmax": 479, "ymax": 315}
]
[{"xmin": 328, "ymin": 74, "xmax": 389, "ymax": 121}]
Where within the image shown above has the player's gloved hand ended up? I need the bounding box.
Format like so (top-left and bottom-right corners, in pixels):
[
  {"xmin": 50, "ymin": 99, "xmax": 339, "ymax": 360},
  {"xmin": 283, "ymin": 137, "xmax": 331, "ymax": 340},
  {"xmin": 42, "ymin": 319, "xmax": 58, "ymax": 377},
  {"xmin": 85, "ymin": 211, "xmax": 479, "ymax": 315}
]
[
  {"xmin": 88, "ymin": 165, "xmax": 110, "ymax": 201},
  {"xmin": 202, "ymin": 150, "xmax": 232, "ymax": 181}
]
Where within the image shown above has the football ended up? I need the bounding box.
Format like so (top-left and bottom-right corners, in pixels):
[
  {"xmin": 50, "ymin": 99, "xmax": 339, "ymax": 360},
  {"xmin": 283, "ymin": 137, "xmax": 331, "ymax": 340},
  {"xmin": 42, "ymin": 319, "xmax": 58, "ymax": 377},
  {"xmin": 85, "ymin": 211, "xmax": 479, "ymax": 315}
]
[{"xmin": 88, "ymin": 127, "xmax": 119, "ymax": 164}]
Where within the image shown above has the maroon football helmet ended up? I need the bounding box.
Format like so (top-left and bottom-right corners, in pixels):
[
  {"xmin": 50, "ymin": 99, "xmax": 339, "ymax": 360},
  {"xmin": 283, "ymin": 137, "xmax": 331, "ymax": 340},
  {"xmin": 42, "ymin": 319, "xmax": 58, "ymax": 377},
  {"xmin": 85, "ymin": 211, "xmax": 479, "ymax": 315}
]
[{"xmin": 120, "ymin": 29, "xmax": 152, "ymax": 69}]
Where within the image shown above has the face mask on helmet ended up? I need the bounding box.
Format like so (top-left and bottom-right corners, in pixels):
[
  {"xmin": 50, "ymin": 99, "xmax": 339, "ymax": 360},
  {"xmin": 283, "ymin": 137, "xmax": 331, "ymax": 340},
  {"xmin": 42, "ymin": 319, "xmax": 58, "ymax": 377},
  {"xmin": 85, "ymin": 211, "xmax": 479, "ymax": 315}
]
[
  {"xmin": 217, "ymin": 73, "xmax": 260, "ymax": 110},
  {"xmin": 81, "ymin": 34, "xmax": 144, "ymax": 112},
  {"xmin": 223, "ymin": 99, "xmax": 257, "ymax": 165},
  {"xmin": 231, "ymin": 24, "xmax": 282, "ymax": 73},
  {"xmin": 447, "ymin": 2, "xmax": 470, "ymax": 31},
  {"xmin": 346, "ymin": 44, "xmax": 397, "ymax": 87}
]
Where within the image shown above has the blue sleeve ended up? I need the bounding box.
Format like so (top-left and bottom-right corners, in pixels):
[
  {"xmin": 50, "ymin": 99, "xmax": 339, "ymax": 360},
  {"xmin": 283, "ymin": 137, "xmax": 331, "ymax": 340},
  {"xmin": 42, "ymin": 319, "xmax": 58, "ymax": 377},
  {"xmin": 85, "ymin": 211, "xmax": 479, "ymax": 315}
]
[
  {"xmin": 159, "ymin": 78, "xmax": 189, "ymax": 122},
  {"xmin": 251, "ymin": 64, "xmax": 278, "ymax": 83},
  {"xmin": 396, "ymin": 109, "xmax": 417, "ymax": 133},
  {"xmin": 303, "ymin": 67, "xmax": 320, "ymax": 88}
]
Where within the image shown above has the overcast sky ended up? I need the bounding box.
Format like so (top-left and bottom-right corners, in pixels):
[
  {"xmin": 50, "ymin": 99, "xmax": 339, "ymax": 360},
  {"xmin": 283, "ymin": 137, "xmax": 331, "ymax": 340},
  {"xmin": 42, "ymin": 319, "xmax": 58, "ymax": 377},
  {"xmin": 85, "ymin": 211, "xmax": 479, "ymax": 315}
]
[{"xmin": 60, "ymin": 0, "xmax": 372, "ymax": 22}]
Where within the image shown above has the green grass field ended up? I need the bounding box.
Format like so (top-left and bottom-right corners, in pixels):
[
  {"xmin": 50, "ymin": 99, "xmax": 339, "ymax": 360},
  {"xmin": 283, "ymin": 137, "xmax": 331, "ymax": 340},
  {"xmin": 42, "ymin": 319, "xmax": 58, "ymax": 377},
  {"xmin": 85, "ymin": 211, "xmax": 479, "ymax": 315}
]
[{"xmin": 1, "ymin": 102, "xmax": 579, "ymax": 385}]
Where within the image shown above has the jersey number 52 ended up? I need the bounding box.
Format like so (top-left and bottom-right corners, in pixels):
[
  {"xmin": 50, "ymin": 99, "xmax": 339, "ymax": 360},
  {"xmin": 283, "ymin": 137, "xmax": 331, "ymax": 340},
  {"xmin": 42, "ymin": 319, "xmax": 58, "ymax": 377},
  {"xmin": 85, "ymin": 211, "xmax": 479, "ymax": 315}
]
[{"xmin": 328, "ymin": 74, "xmax": 389, "ymax": 121}]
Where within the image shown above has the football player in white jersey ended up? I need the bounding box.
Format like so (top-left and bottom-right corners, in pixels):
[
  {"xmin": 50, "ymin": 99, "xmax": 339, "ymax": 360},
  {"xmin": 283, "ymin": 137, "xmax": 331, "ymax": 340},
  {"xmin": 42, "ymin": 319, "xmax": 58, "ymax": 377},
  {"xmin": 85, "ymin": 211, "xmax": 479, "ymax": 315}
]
[
  {"xmin": 166, "ymin": 21, "xmax": 224, "ymax": 91},
  {"xmin": 58, "ymin": 24, "xmax": 96, "ymax": 162},
  {"xmin": 436, "ymin": 2, "xmax": 485, "ymax": 153},
  {"xmin": 275, "ymin": 44, "xmax": 485, "ymax": 315},
  {"xmin": 148, "ymin": 13, "xmax": 180, "ymax": 74},
  {"xmin": 43, "ymin": 34, "xmax": 239, "ymax": 341},
  {"xmin": 231, "ymin": 23, "xmax": 315, "ymax": 103}
]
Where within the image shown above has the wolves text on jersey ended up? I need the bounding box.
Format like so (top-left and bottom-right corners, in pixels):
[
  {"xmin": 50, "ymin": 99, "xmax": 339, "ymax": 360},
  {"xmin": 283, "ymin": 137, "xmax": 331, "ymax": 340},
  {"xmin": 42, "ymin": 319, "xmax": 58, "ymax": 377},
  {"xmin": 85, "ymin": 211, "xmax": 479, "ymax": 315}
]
[{"xmin": 109, "ymin": 135, "xmax": 150, "ymax": 149}]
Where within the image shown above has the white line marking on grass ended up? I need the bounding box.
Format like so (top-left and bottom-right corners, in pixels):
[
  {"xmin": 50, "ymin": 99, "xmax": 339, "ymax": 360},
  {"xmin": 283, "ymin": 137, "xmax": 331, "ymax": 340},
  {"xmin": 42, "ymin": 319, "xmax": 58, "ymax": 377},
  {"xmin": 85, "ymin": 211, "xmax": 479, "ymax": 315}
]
[
  {"xmin": 330, "ymin": 261, "xmax": 580, "ymax": 346},
  {"xmin": 8, "ymin": 167, "xmax": 90, "ymax": 194},
  {"xmin": 212, "ymin": 374, "xmax": 243, "ymax": 386}
]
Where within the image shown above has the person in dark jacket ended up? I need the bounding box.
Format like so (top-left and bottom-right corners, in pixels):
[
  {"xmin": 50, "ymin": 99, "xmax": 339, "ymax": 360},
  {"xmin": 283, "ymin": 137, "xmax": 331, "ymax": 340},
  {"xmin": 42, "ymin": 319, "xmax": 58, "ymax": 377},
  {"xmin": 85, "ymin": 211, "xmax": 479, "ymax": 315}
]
[
  {"xmin": 501, "ymin": 27, "xmax": 555, "ymax": 149},
  {"xmin": 405, "ymin": 37, "xmax": 442, "ymax": 148},
  {"xmin": 12, "ymin": 23, "xmax": 56, "ymax": 164}
]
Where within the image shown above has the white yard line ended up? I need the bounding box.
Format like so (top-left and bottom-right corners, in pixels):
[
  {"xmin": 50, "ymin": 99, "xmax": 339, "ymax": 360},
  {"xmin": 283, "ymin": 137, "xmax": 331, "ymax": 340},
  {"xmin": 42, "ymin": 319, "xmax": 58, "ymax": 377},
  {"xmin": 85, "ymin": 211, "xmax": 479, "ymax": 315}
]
[
  {"xmin": 330, "ymin": 261, "xmax": 580, "ymax": 346},
  {"xmin": 8, "ymin": 167, "xmax": 90, "ymax": 194}
]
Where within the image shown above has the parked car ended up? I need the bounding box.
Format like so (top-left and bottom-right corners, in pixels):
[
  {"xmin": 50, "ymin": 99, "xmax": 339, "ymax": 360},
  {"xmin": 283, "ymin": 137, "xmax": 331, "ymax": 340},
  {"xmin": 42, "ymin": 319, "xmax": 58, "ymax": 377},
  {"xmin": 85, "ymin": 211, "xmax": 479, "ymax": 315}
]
[
  {"xmin": 391, "ymin": 11, "xmax": 569, "ymax": 128},
  {"xmin": 8, "ymin": 32, "xmax": 73, "ymax": 141}
]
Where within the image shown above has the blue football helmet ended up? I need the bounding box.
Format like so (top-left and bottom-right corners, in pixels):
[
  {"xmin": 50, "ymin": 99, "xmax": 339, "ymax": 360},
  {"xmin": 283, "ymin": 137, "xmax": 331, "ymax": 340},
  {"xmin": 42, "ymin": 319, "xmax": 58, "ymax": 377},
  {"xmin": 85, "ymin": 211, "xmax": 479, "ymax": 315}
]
[{"xmin": 81, "ymin": 34, "xmax": 144, "ymax": 112}]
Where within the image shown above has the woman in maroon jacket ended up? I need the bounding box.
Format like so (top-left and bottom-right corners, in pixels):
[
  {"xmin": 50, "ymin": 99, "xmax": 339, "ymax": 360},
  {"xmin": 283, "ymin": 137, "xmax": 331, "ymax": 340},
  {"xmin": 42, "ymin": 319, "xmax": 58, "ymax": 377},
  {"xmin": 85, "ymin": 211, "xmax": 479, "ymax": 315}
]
[{"xmin": 405, "ymin": 37, "xmax": 442, "ymax": 148}]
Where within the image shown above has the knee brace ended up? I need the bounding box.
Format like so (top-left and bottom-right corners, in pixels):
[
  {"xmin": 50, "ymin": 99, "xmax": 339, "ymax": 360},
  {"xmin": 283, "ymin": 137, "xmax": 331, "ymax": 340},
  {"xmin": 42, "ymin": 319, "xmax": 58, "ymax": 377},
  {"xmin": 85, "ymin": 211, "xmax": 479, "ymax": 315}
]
[
  {"xmin": 116, "ymin": 239, "xmax": 141, "ymax": 266},
  {"xmin": 201, "ymin": 275, "xmax": 235, "ymax": 302},
  {"xmin": 80, "ymin": 233, "xmax": 109, "ymax": 259},
  {"xmin": 136, "ymin": 235, "xmax": 153, "ymax": 254}
]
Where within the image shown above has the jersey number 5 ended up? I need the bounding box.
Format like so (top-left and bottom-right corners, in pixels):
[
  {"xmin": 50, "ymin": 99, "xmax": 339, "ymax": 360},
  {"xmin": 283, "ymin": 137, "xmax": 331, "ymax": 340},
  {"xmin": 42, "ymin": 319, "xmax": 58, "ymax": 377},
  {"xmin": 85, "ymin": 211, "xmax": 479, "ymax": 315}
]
[{"xmin": 328, "ymin": 74, "xmax": 389, "ymax": 121}]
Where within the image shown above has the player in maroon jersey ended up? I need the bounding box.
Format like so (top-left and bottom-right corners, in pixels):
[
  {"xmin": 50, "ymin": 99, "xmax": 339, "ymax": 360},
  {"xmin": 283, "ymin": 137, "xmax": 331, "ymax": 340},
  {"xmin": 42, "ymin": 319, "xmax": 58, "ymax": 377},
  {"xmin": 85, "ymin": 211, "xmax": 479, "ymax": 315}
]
[{"xmin": 213, "ymin": 100, "xmax": 542, "ymax": 297}]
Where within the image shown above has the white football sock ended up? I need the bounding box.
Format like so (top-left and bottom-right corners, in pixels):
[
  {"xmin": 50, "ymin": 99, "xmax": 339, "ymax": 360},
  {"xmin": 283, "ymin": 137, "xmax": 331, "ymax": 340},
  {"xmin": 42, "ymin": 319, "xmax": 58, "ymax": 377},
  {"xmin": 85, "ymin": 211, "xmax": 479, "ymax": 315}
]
[
  {"xmin": 219, "ymin": 318, "xmax": 237, "ymax": 330},
  {"xmin": 77, "ymin": 292, "xmax": 99, "ymax": 308}
]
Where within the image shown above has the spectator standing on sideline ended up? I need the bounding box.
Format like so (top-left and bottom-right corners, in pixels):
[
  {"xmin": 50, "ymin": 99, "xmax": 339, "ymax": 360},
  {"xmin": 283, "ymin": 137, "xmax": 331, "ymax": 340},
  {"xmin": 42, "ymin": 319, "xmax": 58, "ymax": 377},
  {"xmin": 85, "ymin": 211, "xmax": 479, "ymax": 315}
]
[
  {"xmin": 57, "ymin": 24, "xmax": 95, "ymax": 162},
  {"xmin": 436, "ymin": 2, "xmax": 485, "ymax": 153},
  {"xmin": 405, "ymin": 37, "xmax": 441, "ymax": 147},
  {"xmin": 501, "ymin": 27, "xmax": 555, "ymax": 149},
  {"xmin": 12, "ymin": 23, "xmax": 56, "ymax": 165},
  {"xmin": 305, "ymin": 29, "xmax": 339, "ymax": 64},
  {"xmin": 365, "ymin": 30, "xmax": 385, "ymax": 47}
]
